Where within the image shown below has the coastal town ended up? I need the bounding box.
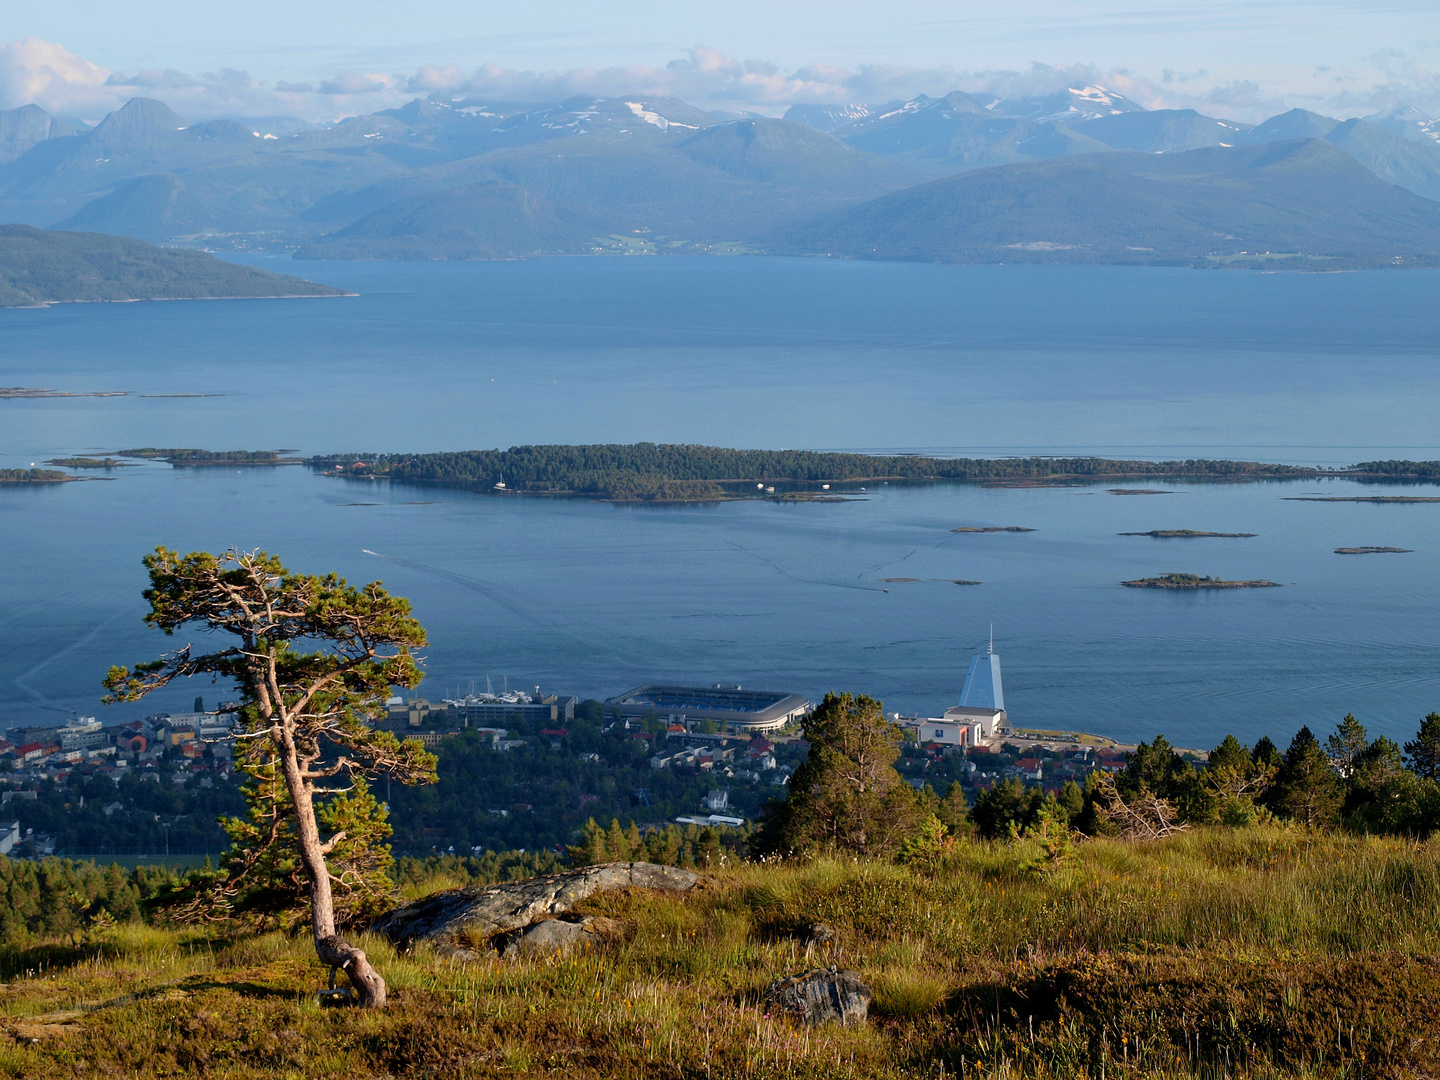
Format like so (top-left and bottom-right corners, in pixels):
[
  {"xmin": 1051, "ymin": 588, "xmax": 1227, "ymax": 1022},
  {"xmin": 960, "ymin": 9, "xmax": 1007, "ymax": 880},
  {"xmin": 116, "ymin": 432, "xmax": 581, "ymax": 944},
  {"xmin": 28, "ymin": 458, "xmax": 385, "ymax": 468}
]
[{"xmin": 0, "ymin": 643, "xmax": 1152, "ymax": 860}]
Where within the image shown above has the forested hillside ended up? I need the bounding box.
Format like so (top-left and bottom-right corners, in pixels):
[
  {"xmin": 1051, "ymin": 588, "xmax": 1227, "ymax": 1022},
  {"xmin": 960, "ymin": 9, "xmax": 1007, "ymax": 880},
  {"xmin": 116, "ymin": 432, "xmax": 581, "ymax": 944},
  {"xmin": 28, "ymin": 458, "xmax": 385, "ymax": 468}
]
[{"xmin": 0, "ymin": 225, "xmax": 345, "ymax": 307}]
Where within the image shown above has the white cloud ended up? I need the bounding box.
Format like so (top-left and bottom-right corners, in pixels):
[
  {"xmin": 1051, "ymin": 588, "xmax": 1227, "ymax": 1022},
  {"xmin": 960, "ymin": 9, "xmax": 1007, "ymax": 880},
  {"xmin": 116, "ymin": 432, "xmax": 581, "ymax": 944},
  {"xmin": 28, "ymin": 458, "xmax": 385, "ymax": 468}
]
[
  {"xmin": 0, "ymin": 37, "xmax": 113, "ymax": 118},
  {"xmin": 0, "ymin": 37, "xmax": 1437, "ymax": 128},
  {"xmin": 318, "ymin": 72, "xmax": 395, "ymax": 95}
]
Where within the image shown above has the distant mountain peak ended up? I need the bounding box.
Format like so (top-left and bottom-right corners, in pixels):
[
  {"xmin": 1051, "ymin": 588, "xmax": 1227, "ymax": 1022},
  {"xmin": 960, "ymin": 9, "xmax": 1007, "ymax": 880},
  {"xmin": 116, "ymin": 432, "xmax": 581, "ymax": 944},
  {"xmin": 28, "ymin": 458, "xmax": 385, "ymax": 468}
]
[
  {"xmin": 89, "ymin": 97, "xmax": 189, "ymax": 148},
  {"xmin": 782, "ymin": 103, "xmax": 878, "ymax": 132},
  {"xmin": 0, "ymin": 104, "xmax": 80, "ymax": 164},
  {"xmin": 1363, "ymin": 103, "xmax": 1440, "ymax": 145},
  {"xmin": 996, "ymin": 84, "xmax": 1145, "ymax": 123}
]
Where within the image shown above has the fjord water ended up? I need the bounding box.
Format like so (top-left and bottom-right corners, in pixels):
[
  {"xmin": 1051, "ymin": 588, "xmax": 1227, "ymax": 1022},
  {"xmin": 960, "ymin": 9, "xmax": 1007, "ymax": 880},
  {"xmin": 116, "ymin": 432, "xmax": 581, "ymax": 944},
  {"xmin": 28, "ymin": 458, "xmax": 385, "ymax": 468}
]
[{"xmin": 2, "ymin": 257, "xmax": 1440, "ymax": 747}]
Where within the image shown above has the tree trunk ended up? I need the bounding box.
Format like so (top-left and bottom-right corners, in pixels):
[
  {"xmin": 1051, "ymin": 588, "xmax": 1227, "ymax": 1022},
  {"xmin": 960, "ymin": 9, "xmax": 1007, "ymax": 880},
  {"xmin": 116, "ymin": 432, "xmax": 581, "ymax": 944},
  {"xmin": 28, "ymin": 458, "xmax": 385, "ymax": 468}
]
[{"xmin": 277, "ymin": 728, "xmax": 387, "ymax": 1008}]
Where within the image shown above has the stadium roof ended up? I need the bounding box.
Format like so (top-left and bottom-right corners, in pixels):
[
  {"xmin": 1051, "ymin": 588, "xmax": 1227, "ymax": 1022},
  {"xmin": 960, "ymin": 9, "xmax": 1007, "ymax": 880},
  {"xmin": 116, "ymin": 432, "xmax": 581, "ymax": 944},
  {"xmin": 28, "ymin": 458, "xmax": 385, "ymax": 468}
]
[{"xmin": 606, "ymin": 684, "xmax": 811, "ymax": 729}]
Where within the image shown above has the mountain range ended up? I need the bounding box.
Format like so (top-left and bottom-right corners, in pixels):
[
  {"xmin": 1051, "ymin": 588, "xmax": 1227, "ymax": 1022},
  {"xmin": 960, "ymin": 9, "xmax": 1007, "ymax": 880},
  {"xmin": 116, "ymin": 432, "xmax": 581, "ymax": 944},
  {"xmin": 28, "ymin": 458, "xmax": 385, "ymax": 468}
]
[{"xmin": 0, "ymin": 84, "xmax": 1437, "ymax": 266}]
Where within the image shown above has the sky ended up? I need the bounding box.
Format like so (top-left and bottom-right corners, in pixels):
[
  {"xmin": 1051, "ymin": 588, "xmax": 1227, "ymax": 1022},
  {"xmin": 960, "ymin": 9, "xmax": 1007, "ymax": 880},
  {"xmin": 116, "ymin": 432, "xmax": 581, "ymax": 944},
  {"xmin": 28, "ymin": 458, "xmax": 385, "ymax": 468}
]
[{"xmin": 2, "ymin": 0, "xmax": 1439, "ymax": 125}]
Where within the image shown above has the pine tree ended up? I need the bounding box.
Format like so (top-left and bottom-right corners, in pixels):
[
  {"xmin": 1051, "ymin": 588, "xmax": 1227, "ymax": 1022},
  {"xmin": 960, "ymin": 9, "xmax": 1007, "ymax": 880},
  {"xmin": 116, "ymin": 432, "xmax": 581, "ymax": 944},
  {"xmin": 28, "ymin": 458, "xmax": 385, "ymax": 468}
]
[
  {"xmin": 169, "ymin": 746, "xmax": 397, "ymax": 929},
  {"xmin": 1203, "ymin": 734, "xmax": 1275, "ymax": 825},
  {"xmin": 752, "ymin": 692, "xmax": 926, "ymax": 858},
  {"xmin": 1272, "ymin": 726, "xmax": 1342, "ymax": 828},
  {"xmin": 972, "ymin": 777, "xmax": 1039, "ymax": 839},
  {"xmin": 105, "ymin": 546, "xmax": 436, "ymax": 1007},
  {"xmin": 1404, "ymin": 713, "xmax": 1440, "ymax": 781},
  {"xmin": 1327, "ymin": 714, "xmax": 1369, "ymax": 779},
  {"xmin": 1252, "ymin": 736, "xmax": 1281, "ymax": 769},
  {"xmin": 935, "ymin": 781, "xmax": 972, "ymax": 837}
]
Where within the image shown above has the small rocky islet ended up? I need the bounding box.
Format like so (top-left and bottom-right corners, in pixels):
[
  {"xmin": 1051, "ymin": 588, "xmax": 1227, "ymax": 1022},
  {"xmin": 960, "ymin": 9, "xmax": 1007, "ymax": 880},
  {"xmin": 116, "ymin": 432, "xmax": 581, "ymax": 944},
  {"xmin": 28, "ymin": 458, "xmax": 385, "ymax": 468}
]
[
  {"xmin": 1121, "ymin": 573, "xmax": 1281, "ymax": 589},
  {"xmin": 1119, "ymin": 529, "xmax": 1256, "ymax": 538}
]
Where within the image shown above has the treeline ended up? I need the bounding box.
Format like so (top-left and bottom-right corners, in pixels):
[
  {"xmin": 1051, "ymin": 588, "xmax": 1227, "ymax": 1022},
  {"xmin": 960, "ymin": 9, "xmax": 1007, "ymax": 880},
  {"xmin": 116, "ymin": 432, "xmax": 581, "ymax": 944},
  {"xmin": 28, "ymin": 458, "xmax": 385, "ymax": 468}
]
[
  {"xmin": 1349, "ymin": 459, "xmax": 1440, "ymax": 479},
  {"xmin": 0, "ymin": 858, "xmax": 176, "ymax": 941},
  {"xmin": 567, "ymin": 817, "xmax": 749, "ymax": 869},
  {"xmin": 311, "ymin": 444, "xmax": 1317, "ymax": 500},
  {"xmin": 971, "ymin": 712, "xmax": 1440, "ymax": 841}
]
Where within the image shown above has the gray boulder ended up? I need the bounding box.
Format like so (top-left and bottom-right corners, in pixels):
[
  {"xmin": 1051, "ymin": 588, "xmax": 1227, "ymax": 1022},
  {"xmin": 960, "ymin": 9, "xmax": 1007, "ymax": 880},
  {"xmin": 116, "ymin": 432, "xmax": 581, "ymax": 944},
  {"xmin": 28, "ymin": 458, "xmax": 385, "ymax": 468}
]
[
  {"xmin": 496, "ymin": 915, "xmax": 626, "ymax": 959},
  {"xmin": 372, "ymin": 861, "xmax": 698, "ymax": 960},
  {"xmin": 763, "ymin": 967, "xmax": 872, "ymax": 1026}
]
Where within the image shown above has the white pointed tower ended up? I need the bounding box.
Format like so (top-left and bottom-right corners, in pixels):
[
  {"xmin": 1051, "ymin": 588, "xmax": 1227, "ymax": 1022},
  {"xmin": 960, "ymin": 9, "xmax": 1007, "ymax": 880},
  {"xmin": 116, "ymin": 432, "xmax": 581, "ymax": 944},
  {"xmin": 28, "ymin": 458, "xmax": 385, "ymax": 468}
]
[{"xmin": 944, "ymin": 628, "xmax": 1008, "ymax": 740}]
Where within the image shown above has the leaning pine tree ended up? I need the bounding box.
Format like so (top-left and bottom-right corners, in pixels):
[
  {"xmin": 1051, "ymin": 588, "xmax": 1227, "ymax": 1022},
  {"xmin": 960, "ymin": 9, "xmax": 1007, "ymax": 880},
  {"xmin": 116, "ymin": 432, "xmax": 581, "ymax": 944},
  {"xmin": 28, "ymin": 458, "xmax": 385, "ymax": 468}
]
[{"xmin": 104, "ymin": 547, "xmax": 436, "ymax": 1008}]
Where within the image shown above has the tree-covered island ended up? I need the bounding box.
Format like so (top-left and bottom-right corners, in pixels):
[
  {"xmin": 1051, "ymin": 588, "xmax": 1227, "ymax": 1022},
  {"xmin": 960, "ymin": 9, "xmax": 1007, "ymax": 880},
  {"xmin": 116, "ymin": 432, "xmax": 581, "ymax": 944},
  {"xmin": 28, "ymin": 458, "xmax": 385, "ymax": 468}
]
[
  {"xmin": 310, "ymin": 445, "xmax": 1324, "ymax": 501},
  {"xmin": 1121, "ymin": 573, "xmax": 1281, "ymax": 589},
  {"xmin": 0, "ymin": 468, "xmax": 81, "ymax": 483},
  {"xmin": 298, "ymin": 446, "xmax": 1440, "ymax": 502}
]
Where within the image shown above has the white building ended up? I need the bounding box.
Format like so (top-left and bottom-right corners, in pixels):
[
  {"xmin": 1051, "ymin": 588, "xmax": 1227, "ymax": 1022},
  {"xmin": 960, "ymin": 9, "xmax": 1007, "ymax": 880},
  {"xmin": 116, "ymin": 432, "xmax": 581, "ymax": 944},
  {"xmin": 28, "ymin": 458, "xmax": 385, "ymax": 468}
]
[
  {"xmin": 942, "ymin": 643, "xmax": 1008, "ymax": 738},
  {"xmin": 900, "ymin": 638, "xmax": 1010, "ymax": 747}
]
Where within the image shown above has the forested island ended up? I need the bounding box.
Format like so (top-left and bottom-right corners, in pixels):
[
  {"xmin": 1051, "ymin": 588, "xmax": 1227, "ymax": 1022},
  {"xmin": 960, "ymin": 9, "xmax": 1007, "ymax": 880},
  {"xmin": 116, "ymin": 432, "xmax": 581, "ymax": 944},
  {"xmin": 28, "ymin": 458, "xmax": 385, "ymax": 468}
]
[
  {"xmin": 116, "ymin": 448, "xmax": 301, "ymax": 466},
  {"xmin": 45, "ymin": 457, "xmax": 133, "ymax": 468},
  {"xmin": 18, "ymin": 445, "xmax": 1440, "ymax": 503},
  {"xmin": 311, "ymin": 445, "xmax": 1318, "ymax": 501},
  {"xmin": 0, "ymin": 468, "xmax": 78, "ymax": 483},
  {"xmin": 1122, "ymin": 573, "xmax": 1281, "ymax": 589},
  {"xmin": 1286, "ymin": 496, "xmax": 1440, "ymax": 503}
]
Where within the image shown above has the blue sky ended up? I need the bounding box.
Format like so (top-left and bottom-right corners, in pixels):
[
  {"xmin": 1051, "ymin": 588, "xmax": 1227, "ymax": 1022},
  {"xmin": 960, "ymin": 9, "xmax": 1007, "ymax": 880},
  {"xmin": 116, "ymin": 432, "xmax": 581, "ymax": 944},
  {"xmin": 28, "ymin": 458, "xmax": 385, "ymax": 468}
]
[{"xmin": 3, "ymin": 0, "xmax": 1439, "ymax": 123}]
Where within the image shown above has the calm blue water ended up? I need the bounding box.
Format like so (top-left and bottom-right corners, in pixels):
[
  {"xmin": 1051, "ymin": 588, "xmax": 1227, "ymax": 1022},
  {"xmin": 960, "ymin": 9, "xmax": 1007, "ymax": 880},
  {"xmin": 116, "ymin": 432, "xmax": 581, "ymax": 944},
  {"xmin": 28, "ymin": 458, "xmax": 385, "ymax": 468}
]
[{"xmin": 3, "ymin": 257, "xmax": 1440, "ymax": 749}]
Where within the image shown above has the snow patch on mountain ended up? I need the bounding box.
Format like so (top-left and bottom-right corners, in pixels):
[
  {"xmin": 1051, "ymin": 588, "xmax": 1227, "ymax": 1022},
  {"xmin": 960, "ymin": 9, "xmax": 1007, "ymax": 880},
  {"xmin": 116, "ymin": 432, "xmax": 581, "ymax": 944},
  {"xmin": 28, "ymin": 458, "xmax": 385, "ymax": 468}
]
[{"xmin": 625, "ymin": 101, "xmax": 699, "ymax": 131}]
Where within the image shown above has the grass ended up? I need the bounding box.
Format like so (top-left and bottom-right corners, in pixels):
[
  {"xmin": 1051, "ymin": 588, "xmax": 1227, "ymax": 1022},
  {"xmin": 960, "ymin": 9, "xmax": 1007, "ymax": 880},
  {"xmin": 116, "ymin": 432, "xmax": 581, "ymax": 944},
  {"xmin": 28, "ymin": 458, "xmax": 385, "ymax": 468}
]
[{"xmin": 3, "ymin": 826, "xmax": 1439, "ymax": 1077}]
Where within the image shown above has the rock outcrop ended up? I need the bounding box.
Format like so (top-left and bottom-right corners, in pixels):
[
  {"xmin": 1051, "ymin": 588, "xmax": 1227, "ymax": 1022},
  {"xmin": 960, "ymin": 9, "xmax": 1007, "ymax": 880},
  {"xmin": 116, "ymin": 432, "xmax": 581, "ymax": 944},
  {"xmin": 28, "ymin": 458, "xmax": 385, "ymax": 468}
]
[
  {"xmin": 372, "ymin": 861, "xmax": 698, "ymax": 960},
  {"xmin": 763, "ymin": 967, "xmax": 872, "ymax": 1026}
]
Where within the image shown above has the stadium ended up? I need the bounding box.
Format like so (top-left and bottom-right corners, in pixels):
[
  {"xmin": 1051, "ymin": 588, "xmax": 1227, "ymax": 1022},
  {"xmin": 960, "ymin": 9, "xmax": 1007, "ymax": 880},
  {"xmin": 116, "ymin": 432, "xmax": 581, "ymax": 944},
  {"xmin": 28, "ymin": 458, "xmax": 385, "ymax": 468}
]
[{"xmin": 605, "ymin": 684, "xmax": 812, "ymax": 733}]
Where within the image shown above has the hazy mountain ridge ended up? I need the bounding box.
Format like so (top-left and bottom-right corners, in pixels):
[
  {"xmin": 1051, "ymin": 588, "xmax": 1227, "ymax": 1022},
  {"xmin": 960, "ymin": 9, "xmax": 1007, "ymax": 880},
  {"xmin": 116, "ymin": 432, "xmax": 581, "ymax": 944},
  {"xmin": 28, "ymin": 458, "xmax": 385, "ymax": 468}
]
[
  {"xmin": 765, "ymin": 139, "xmax": 1440, "ymax": 267},
  {"xmin": 0, "ymin": 85, "xmax": 1436, "ymax": 264}
]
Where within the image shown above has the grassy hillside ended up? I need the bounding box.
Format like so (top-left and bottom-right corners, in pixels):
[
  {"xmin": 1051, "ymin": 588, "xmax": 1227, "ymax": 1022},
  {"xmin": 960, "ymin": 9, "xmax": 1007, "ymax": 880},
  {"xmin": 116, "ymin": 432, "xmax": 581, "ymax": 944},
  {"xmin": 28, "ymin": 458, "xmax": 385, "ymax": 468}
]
[
  {"xmin": 0, "ymin": 225, "xmax": 346, "ymax": 307},
  {"xmin": 767, "ymin": 139, "xmax": 1440, "ymax": 266},
  {"xmin": 4, "ymin": 829, "xmax": 1439, "ymax": 1077}
]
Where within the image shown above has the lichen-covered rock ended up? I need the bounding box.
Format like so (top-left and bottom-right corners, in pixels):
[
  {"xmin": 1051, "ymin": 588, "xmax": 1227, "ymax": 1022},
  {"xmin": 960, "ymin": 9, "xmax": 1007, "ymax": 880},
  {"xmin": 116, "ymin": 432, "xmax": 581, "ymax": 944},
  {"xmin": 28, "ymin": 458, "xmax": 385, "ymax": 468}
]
[
  {"xmin": 763, "ymin": 967, "xmax": 872, "ymax": 1026},
  {"xmin": 497, "ymin": 915, "xmax": 627, "ymax": 959},
  {"xmin": 372, "ymin": 862, "xmax": 698, "ymax": 960}
]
